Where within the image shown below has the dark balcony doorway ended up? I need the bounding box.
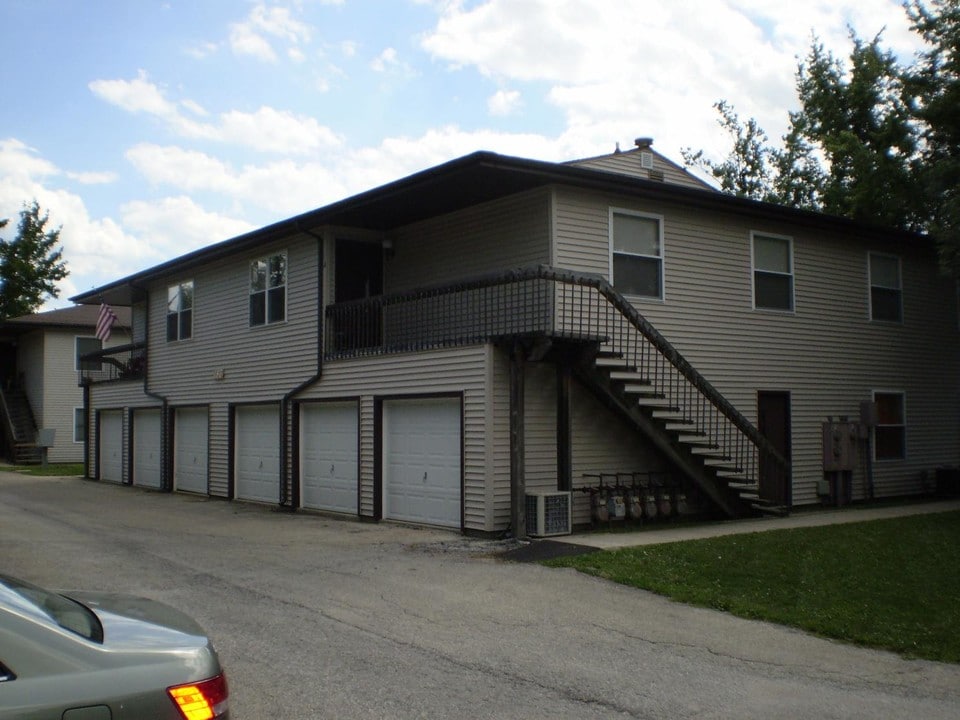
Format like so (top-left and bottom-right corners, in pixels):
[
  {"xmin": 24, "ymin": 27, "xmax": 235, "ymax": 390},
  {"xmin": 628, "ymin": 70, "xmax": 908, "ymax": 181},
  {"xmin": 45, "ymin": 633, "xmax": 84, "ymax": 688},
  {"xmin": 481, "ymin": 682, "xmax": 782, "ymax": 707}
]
[
  {"xmin": 335, "ymin": 239, "xmax": 383, "ymax": 303},
  {"xmin": 335, "ymin": 239, "xmax": 384, "ymax": 350},
  {"xmin": 757, "ymin": 390, "xmax": 791, "ymax": 506}
]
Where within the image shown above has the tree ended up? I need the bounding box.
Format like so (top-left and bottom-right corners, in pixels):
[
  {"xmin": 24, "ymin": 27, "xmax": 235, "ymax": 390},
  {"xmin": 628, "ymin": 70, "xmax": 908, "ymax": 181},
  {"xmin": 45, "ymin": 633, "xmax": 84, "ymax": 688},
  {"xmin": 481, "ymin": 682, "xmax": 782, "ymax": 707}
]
[
  {"xmin": 906, "ymin": 0, "xmax": 960, "ymax": 274},
  {"xmin": 0, "ymin": 201, "xmax": 69, "ymax": 320}
]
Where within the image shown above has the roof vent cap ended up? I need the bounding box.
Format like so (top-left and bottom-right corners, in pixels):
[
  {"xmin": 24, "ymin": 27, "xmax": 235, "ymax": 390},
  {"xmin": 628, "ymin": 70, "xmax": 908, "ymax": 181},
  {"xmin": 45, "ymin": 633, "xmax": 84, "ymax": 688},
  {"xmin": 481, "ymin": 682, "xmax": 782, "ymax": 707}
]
[{"xmin": 634, "ymin": 137, "xmax": 654, "ymax": 149}]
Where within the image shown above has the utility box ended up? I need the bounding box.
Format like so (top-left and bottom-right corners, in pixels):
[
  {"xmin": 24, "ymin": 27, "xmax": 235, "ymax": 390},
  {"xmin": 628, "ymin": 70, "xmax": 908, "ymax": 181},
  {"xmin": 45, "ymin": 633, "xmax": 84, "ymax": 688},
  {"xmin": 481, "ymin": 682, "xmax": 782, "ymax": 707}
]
[
  {"xmin": 36, "ymin": 428, "xmax": 56, "ymax": 448},
  {"xmin": 821, "ymin": 421, "xmax": 859, "ymax": 472}
]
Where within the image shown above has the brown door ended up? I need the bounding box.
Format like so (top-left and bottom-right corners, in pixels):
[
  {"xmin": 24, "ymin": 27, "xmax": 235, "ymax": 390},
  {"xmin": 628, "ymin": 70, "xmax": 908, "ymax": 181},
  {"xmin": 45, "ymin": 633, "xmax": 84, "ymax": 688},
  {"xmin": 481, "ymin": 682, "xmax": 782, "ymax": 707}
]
[{"xmin": 757, "ymin": 391, "xmax": 791, "ymax": 506}]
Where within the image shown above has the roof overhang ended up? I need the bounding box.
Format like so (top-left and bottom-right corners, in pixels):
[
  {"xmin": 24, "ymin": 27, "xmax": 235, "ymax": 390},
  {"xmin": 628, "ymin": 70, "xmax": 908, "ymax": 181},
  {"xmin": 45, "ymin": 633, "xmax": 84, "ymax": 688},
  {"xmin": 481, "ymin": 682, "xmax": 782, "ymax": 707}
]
[{"xmin": 72, "ymin": 150, "xmax": 929, "ymax": 306}]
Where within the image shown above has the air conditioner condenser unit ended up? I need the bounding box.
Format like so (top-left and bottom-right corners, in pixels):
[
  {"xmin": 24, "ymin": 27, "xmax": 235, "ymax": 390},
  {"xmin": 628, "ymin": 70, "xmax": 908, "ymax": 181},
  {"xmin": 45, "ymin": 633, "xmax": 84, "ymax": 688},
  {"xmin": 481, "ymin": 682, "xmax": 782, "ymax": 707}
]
[{"xmin": 525, "ymin": 491, "xmax": 572, "ymax": 537}]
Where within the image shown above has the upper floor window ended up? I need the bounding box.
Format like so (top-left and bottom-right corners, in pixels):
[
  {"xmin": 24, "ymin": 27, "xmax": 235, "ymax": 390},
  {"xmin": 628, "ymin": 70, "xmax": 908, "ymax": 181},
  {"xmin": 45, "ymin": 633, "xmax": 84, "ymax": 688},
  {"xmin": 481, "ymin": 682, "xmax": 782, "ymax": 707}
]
[
  {"xmin": 752, "ymin": 233, "xmax": 794, "ymax": 311},
  {"xmin": 167, "ymin": 281, "xmax": 193, "ymax": 342},
  {"xmin": 611, "ymin": 210, "xmax": 663, "ymax": 299},
  {"xmin": 250, "ymin": 252, "xmax": 287, "ymax": 326},
  {"xmin": 869, "ymin": 253, "xmax": 902, "ymax": 322},
  {"xmin": 873, "ymin": 391, "xmax": 905, "ymax": 460},
  {"xmin": 75, "ymin": 336, "xmax": 102, "ymax": 372}
]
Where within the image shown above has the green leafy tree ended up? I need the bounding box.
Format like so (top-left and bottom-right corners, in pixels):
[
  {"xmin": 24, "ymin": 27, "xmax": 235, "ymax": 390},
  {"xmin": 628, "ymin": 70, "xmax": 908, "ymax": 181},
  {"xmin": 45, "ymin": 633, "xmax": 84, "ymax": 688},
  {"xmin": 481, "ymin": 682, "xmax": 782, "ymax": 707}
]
[
  {"xmin": 906, "ymin": 0, "xmax": 960, "ymax": 273},
  {"xmin": 0, "ymin": 201, "xmax": 69, "ymax": 320}
]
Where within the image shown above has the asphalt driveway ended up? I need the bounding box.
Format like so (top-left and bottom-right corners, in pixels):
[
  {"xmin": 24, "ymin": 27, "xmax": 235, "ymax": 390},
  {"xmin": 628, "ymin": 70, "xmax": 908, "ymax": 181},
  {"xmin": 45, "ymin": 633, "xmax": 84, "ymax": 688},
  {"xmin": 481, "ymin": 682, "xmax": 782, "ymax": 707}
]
[{"xmin": 2, "ymin": 471, "xmax": 958, "ymax": 719}]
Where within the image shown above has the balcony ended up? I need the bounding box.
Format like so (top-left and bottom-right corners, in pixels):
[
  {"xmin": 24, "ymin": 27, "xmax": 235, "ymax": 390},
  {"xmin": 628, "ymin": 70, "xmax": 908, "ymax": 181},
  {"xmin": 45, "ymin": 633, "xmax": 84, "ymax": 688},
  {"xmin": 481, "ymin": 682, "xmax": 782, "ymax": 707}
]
[{"xmin": 78, "ymin": 342, "xmax": 147, "ymax": 385}]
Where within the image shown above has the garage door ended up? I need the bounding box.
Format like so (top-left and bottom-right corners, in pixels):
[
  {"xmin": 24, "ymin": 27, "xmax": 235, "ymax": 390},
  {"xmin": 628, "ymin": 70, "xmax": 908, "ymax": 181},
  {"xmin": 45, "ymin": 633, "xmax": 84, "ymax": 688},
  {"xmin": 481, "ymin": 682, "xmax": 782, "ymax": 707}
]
[
  {"xmin": 301, "ymin": 402, "xmax": 358, "ymax": 514},
  {"xmin": 383, "ymin": 397, "xmax": 461, "ymax": 528},
  {"xmin": 175, "ymin": 407, "xmax": 208, "ymax": 494},
  {"xmin": 235, "ymin": 404, "xmax": 279, "ymax": 503},
  {"xmin": 133, "ymin": 409, "xmax": 162, "ymax": 489},
  {"xmin": 99, "ymin": 411, "xmax": 123, "ymax": 483}
]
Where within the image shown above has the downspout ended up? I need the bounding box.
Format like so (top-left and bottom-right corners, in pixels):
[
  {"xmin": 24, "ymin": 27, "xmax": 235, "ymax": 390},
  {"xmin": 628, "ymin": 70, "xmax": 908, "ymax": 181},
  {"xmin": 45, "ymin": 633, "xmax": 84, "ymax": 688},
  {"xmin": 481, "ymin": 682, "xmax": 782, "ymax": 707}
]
[
  {"xmin": 131, "ymin": 283, "xmax": 172, "ymax": 492},
  {"xmin": 278, "ymin": 225, "xmax": 325, "ymax": 510}
]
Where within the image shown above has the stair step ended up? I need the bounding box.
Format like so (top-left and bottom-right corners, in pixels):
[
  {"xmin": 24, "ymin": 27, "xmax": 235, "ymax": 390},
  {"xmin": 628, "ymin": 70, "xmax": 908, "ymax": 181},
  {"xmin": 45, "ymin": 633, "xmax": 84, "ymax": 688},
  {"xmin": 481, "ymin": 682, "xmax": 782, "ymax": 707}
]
[
  {"xmin": 634, "ymin": 397, "xmax": 677, "ymax": 408},
  {"xmin": 752, "ymin": 502, "xmax": 790, "ymax": 517},
  {"xmin": 651, "ymin": 410, "xmax": 691, "ymax": 421},
  {"xmin": 716, "ymin": 470, "xmax": 749, "ymax": 479},
  {"xmin": 607, "ymin": 370, "xmax": 650, "ymax": 382},
  {"xmin": 622, "ymin": 384, "xmax": 660, "ymax": 396},
  {"xmin": 663, "ymin": 421, "xmax": 697, "ymax": 431},
  {"xmin": 690, "ymin": 446, "xmax": 727, "ymax": 457},
  {"xmin": 726, "ymin": 481, "xmax": 758, "ymax": 490},
  {"xmin": 676, "ymin": 434, "xmax": 713, "ymax": 446},
  {"xmin": 703, "ymin": 458, "xmax": 742, "ymax": 469},
  {"xmin": 595, "ymin": 356, "xmax": 633, "ymax": 370}
]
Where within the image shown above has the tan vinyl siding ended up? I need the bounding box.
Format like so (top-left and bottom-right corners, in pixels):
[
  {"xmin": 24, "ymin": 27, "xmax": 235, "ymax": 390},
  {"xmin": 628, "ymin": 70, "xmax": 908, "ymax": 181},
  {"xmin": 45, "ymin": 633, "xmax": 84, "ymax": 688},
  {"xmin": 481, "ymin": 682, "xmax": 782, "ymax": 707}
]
[
  {"xmin": 553, "ymin": 186, "xmax": 960, "ymax": 506},
  {"xmin": 523, "ymin": 363, "xmax": 558, "ymax": 494},
  {"xmin": 146, "ymin": 235, "xmax": 321, "ymax": 403},
  {"xmin": 569, "ymin": 148, "xmax": 715, "ymax": 191},
  {"xmin": 41, "ymin": 331, "xmax": 86, "ymax": 462},
  {"xmin": 387, "ymin": 189, "xmax": 552, "ymax": 292},
  {"xmin": 298, "ymin": 345, "xmax": 494, "ymax": 531}
]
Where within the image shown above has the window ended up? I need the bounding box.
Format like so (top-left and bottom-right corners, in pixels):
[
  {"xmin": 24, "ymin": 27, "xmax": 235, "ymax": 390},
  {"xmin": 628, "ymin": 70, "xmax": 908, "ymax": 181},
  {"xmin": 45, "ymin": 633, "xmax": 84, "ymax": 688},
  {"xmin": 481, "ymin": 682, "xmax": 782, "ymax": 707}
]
[
  {"xmin": 873, "ymin": 391, "xmax": 906, "ymax": 460},
  {"xmin": 752, "ymin": 233, "xmax": 794, "ymax": 311},
  {"xmin": 869, "ymin": 253, "xmax": 902, "ymax": 322},
  {"xmin": 250, "ymin": 252, "xmax": 287, "ymax": 326},
  {"xmin": 167, "ymin": 281, "xmax": 193, "ymax": 341},
  {"xmin": 611, "ymin": 210, "xmax": 663, "ymax": 299},
  {"xmin": 73, "ymin": 407, "xmax": 85, "ymax": 443},
  {"xmin": 75, "ymin": 336, "xmax": 102, "ymax": 372}
]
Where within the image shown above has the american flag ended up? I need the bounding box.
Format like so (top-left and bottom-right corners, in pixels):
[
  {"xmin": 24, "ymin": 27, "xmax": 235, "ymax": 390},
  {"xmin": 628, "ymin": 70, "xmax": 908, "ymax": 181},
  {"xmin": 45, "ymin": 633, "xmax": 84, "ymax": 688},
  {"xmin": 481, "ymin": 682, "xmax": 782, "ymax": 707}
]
[{"xmin": 95, "ymin": 303, "xmax": 118, "ymax": 342}]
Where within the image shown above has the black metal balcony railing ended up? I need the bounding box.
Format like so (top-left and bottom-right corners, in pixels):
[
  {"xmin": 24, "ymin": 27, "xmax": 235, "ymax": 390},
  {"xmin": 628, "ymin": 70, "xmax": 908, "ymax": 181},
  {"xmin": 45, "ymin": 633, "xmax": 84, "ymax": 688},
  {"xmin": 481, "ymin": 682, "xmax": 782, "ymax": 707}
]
[
  {"xmin": 326, "ymin": 265, "xmax": 788, "ymax": 491},
  {"xmin": 78, "ymin": 342, "xmax": 147, "ymax": 385}
]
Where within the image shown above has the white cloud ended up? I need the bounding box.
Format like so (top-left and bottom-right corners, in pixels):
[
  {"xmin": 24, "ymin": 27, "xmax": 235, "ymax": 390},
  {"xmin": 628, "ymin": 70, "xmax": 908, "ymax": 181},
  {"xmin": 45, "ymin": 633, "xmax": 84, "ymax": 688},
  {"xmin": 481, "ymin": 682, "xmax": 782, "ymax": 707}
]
[
  {"xmin": 488, "ymin": 89, "xmax": 521, "ymax": 116},
  {"xmin": 229, "ymin": 3, "xmax": 312, "ymax": 63},
  {"xmin": 420, "ymin": 0, "xmax": 924, "ymax": 161},
  {"xmin": 65, "ymin": 170, "xmax": 117, "ymax": 185},
  {"xmin": 121, "ymin": 196, "xmax": 255, "ymax": 258},
  {"xmin": 371, "ymin": 47, "xmax": 399, "ymax": 72},
  {"xmin": 93, "ymin": 75, "xmax": 339, "ymax": 155}
]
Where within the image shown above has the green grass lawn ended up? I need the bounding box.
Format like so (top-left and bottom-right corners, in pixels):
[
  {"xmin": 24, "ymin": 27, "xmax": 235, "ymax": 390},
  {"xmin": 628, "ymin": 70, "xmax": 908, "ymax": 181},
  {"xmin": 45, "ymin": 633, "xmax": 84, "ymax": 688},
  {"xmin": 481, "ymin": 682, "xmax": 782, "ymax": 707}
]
[
  {"xmin": 546, "ymin": 511, "xmax": 960, "ymax": 663},
  {"xmin": 2, "ymin": 463, "xmax": 84, "ymax": 477}
]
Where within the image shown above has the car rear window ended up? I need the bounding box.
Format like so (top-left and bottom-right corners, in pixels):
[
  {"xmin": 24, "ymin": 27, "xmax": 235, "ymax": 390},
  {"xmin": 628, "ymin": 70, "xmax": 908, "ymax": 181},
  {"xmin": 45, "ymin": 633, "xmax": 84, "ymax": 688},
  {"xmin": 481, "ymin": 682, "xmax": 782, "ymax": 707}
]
[{"xmin": 0, "ymin": 576, "xmax": 103, "ymax": 643}]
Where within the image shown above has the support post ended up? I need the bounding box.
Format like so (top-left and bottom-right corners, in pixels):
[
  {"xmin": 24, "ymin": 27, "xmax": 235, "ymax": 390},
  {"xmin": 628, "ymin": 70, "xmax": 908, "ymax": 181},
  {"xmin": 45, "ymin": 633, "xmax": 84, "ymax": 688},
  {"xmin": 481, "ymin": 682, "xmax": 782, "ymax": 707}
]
[{"xmin": 557, "ymin": 363, "xmax": 572, "ymax": 492}]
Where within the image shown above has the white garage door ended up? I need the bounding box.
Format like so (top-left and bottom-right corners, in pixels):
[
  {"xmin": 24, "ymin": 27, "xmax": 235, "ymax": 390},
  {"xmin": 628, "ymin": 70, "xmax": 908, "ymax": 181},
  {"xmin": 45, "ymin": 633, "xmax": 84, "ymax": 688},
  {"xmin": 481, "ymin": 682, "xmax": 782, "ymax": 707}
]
[
  {"xmin": 383, "ymin": 397, "xmax": 461, "ymax": 528},
  {"xmin": 133, "ymin": 409, "xmax": 162, "ymax": 489},
  {"xmin": 235, "ymin": 404, "xmax": 279, "ymax": 503},
  {"xmin": 301, "ymin": 402, "xmax": 358, "ymax": 514},
  {"xmin": 175, "ymin": 407, "xmax": 208, "ymax": 494},
  {"xmin": 99, "ymin": 411, "xmax": 123, "ymax": 484}
]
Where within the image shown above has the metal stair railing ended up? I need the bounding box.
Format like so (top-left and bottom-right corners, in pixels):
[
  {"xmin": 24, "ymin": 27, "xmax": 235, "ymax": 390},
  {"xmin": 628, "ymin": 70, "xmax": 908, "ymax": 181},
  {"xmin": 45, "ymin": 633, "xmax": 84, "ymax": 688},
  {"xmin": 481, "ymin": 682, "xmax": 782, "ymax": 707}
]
[{"xmin": 325, "ymin": 264, "xmax": 788, "ymax": 491}]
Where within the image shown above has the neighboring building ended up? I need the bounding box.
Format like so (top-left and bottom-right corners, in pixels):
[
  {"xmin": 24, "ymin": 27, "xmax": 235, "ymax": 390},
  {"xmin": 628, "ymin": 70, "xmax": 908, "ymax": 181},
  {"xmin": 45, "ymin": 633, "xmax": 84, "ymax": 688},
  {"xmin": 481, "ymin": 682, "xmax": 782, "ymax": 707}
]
[
  {"xmin": 70, "ymin": 141, "xmax": 959, "ymax": 535},
  {"xmin": 0, "ymin": 305, "xmax": 131, "ymax": 464}
]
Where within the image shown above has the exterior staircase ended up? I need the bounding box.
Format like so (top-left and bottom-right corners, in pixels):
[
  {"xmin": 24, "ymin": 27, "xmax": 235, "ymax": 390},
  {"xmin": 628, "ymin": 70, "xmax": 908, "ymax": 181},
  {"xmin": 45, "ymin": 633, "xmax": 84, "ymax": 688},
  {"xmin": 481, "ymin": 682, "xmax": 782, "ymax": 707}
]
[{"xmin": 0, "ymin": 387, "xmax": 42, "ymax": 464}]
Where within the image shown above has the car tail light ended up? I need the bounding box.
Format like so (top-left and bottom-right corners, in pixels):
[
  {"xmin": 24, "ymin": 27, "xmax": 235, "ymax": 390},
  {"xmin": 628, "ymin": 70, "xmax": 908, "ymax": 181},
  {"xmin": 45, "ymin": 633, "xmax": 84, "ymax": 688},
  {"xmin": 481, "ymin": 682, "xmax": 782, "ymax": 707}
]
[{"xmin": 167, "ymin": 673, "xmax": 229, "ymax": 720}]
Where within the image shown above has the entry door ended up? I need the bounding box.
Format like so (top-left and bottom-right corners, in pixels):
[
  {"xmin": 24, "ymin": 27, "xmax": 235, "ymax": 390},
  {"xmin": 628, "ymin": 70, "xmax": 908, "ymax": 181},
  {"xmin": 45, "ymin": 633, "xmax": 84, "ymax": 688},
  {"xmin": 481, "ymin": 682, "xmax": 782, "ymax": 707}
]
[
  {"xmin": 175, "ymin": 408, "xmax": 208, "ymax": 494},
  {"xmin": 132, "ymin": 409, "xmax": 162, "ymax": 489},
  {"xmin": 757, "ymin": 391, "xmax": 791, "ymax": 506},
  {"xmin": 335, "ymin": 239, "xmax": 384, "ymax": 349},
  {"xmin": 300, "ymin": 402, "xmax": 359, "ymax": 514},
  {"xmin": 99, "ymin": 411, "xmax": 123, "ymax": 483}
]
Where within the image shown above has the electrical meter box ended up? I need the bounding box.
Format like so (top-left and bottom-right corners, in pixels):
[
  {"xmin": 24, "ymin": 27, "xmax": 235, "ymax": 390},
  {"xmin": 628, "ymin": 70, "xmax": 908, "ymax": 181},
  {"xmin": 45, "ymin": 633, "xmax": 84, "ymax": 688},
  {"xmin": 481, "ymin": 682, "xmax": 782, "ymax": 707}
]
[{"xmin": 822, "ymin": 421, "xmax": 859, "ymax": 472}]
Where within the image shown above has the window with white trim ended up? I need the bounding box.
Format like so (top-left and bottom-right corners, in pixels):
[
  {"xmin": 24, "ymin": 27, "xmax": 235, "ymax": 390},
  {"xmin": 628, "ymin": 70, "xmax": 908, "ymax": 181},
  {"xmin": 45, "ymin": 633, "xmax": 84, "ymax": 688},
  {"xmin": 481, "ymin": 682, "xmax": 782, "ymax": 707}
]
[
  {"xmin": 611, "ymin": 210, "xmax": 663, "ymax": 299},
  {"xmin": 166, "ymin": 280, "xmax": 193, "ymax": 342},
  {"xmin": 752, "ymin": 233, "xmax": 794, "ymax": 311},
  {"xmin": 73, "ymin": 407, "xmax": 85, "ymax": 443},
  {"xmin": 873, "ymin": 391, "xmax": 905, "ymax": 460},
  {"xmin": 869, "ymin": 253, "xmax": 902, "ymax": 322},
  {"xmin": 250, "ymin": 252, "xmax": 287, "ymax": 326},
  {"xmin": 75, "ymin": 336, "xmax": 102, "ymax": 372}
]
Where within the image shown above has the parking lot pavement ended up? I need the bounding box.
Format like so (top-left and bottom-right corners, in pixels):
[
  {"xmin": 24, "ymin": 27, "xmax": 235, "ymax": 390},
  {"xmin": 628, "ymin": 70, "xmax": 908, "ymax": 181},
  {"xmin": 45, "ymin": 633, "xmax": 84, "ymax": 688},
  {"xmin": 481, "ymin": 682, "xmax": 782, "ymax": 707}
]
[{"xmin": 3, "ymin": 471, "xmax": 960, "ymax": 720}]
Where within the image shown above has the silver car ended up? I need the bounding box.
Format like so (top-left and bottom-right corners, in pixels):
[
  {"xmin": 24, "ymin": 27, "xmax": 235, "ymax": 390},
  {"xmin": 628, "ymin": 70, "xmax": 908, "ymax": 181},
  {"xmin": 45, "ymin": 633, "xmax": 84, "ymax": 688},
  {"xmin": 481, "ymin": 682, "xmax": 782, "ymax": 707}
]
[{"xmin": 0, "ymin": 573, "xmax": 229, "ymax": 719}]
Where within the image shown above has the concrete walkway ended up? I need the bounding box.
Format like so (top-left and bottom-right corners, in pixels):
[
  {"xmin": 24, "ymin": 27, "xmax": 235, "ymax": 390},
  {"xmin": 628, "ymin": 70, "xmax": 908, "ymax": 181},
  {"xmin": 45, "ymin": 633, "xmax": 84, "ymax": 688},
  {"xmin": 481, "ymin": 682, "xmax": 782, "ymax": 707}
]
[{"xmin": 560, "ymin": 498, "xmax": 960, "ymax": 549}]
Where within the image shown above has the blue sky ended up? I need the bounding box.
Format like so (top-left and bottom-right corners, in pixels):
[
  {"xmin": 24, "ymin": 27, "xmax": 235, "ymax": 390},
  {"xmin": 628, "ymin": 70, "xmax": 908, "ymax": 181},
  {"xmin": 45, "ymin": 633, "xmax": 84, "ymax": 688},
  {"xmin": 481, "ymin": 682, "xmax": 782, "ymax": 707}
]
[{"xmin": 0, "ymin": 0, "xmax": 924, "ymax": 308}]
